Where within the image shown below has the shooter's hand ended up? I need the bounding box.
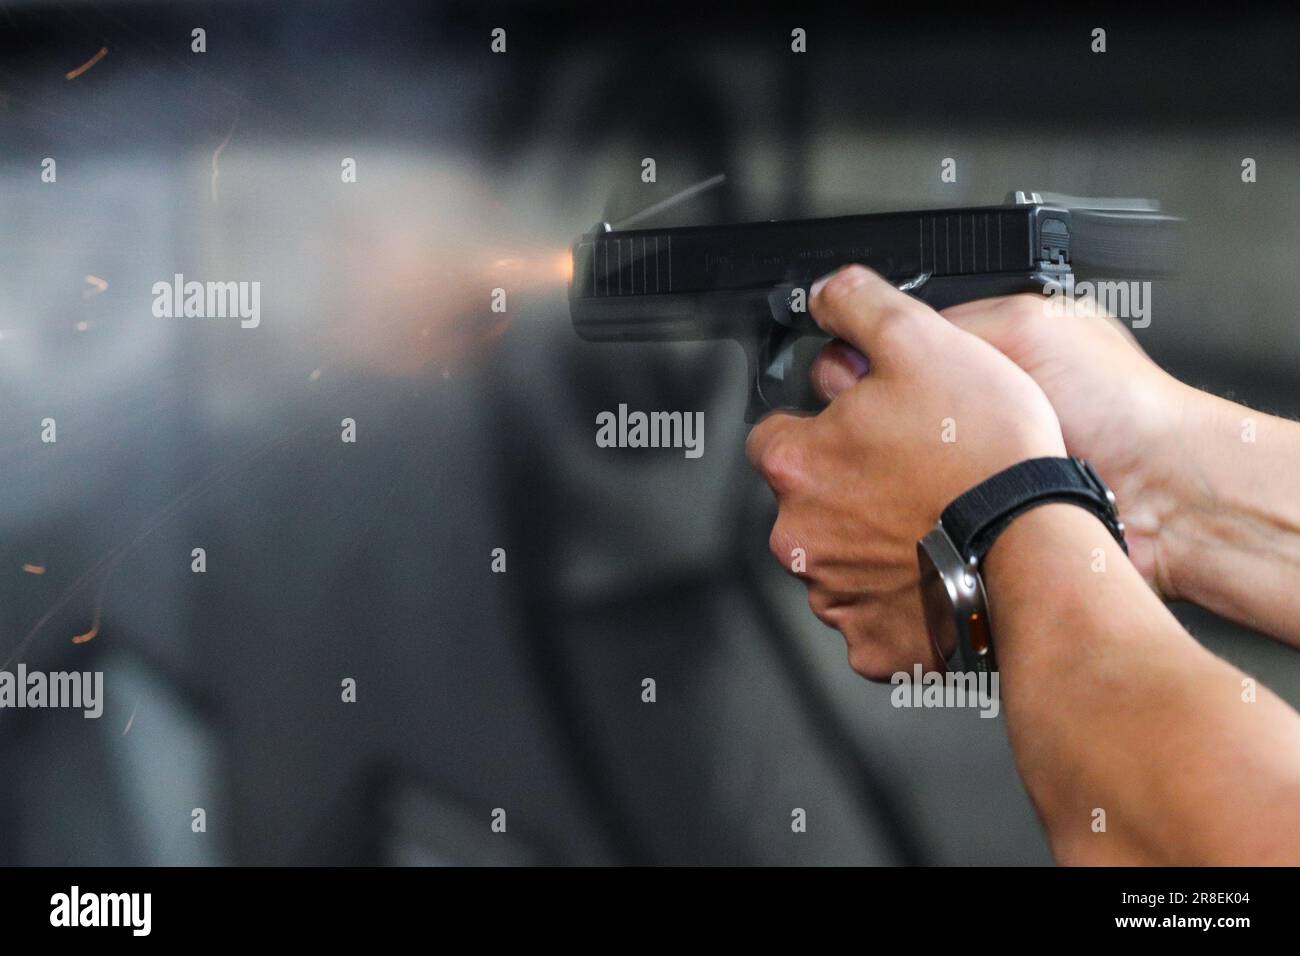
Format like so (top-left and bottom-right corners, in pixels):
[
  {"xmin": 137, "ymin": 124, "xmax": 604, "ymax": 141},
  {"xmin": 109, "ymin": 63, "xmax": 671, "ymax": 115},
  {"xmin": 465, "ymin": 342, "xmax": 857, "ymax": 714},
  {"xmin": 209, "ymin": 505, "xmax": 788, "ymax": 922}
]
[
  {"xmin": 746, "ymin": 266, "xmax": 1065, "ymax": 680},
  {"xmin": 942, "ymin": 293, "xmax": 1300, "ymax": 648},
  {"xmin": 940, "ymin": 294, "xmax": 1188, "ymax": 594}
]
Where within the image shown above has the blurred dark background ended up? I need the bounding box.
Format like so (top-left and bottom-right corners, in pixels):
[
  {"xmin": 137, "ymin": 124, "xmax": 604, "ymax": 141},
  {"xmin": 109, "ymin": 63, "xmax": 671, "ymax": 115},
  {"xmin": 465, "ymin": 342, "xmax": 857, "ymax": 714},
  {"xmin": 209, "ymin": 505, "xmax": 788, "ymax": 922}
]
[{"xmin": 1, "ymin": 0, "xmax": 1297, "ymax": 865}]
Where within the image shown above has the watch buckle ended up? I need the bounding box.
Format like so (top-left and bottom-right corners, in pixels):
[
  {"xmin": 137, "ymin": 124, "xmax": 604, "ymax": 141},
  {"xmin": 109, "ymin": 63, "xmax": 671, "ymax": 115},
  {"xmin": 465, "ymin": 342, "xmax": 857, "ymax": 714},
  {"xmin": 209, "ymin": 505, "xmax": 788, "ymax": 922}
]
[
  {"xmin": 1075, "ymin": 458, "xmax": 1128, "ymax": 552},
  {"xmin": 1076, "ymin": 458, "xmax": 1119, "ymax": 520}
]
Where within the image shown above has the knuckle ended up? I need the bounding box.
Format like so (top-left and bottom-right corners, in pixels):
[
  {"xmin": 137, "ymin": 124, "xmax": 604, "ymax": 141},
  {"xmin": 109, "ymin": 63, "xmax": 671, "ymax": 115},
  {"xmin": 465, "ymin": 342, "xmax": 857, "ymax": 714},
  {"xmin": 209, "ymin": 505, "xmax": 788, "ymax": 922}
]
[
  {"xmin": 757, "ymin": 434, "xmax": 808, "ymax": 495},
  {"xmin": 744, "ymin": 421, "xmax": 772, "ymax": 468},
  {"xmin": 818, "ymin": 265, "xmax": 869, "ymax": 306},
  {"xmin": 873, "ymin": 305, "xmax": 921, "ymax": 351},
  {"xmin": 806, "ymin": 589, "xmax": 839, "ymax": 628},
  {"xmin": 768, "ymin": 524, "xmax": 798, "ymax": 566},
  {"xmin": 1078, "ymin": 294, "xmax": 1115, "ymax": 321},
  {"xmin": 1005, "ymin": 293, "xmax": 1049, "ymax": 325},
  {"xmin": 846, "ymin": 643, "xmax": 894, "ymax": 683}
]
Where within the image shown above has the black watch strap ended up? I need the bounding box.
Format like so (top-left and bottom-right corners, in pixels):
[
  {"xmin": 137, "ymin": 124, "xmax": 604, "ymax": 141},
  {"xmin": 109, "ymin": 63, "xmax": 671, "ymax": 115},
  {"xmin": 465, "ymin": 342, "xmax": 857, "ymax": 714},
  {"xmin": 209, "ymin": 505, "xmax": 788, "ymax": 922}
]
[{"xmin": 941, "ymin": 457, "xmax": 1127, "ymax": 563}]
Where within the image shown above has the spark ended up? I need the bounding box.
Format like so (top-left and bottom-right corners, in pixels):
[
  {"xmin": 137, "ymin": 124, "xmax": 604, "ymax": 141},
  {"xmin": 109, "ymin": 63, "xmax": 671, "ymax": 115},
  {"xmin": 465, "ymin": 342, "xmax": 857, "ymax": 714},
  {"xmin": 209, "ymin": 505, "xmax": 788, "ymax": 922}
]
[
  {"xmin": 211, "ymin": 118, "xmax": 238, "ymax": 203},
  {"xmin": 75, "ymin": 321, "xmax": 91, "ymax": 332},
  {"xmin": 83, "ymin": 274, "xmax": 108, "ymax": 296},
  {"xmin": 22, "ymin": 563, "xmax": 46, "ymax": 575},
  {"xmin": 308, "ymin": 368, "xmax": 322, "ymax": 382},
  {"xmin": 65, "ymin": 47, "xmax": 108, "ymax": 81},
  {"xmin": 7, "ymin": 426, "xmax": 310, "ymax": 671},
  {"xmin": 72, "ymin": 609, "xmax": 101, "ymax": 645},
  {"xmin": 122, "ymin": 700, "xmax": 139, "ymax": 735}
]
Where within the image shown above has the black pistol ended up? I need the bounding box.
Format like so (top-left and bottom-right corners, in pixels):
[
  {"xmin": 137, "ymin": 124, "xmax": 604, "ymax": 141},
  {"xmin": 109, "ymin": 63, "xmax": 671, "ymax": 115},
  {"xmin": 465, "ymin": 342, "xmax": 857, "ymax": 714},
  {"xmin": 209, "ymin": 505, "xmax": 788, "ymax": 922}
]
[{"xmin": 569, "ymin": 190, "xmax": 1182, "ymax": 421}]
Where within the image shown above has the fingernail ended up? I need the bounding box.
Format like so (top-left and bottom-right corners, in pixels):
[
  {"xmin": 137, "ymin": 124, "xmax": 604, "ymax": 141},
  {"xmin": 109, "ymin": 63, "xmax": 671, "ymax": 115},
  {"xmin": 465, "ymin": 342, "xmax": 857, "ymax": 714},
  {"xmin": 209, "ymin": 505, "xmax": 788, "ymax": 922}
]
[
  {"xmin": 842, "ymin": 346, "xmax": 870, "ymax": 378},
  {"xmin": 810, "ymin": 265, "xmax": 866, "ymax": 301}
]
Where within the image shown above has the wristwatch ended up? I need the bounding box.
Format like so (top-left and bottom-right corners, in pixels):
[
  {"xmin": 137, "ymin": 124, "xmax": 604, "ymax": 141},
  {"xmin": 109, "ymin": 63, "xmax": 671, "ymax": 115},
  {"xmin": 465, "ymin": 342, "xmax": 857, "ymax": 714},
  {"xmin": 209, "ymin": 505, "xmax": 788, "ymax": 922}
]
[{"xmin": 916, "ymin": 457, "xmax": 1126, "ymax": 674}]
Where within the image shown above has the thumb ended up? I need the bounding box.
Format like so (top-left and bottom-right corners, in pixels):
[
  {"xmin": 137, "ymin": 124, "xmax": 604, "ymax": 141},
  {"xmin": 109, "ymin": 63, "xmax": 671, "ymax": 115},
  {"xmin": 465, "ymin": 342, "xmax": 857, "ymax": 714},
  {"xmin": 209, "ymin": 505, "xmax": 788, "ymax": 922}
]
[
  {"xmin": 944, "ymin": 293, "xmax": 1160, "ymax": 369},
  {"xmin": 940, "ymin": 296, "xmax": 1026, "ymax": 353}
]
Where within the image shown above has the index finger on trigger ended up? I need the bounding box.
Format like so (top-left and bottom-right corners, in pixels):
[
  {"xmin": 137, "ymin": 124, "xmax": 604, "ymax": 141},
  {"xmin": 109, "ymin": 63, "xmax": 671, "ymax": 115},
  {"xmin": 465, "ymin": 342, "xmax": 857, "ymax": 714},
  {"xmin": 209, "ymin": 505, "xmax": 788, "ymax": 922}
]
[{"xmin": 808, "ymin": 265, "xmax": 947, "ymax": 373}]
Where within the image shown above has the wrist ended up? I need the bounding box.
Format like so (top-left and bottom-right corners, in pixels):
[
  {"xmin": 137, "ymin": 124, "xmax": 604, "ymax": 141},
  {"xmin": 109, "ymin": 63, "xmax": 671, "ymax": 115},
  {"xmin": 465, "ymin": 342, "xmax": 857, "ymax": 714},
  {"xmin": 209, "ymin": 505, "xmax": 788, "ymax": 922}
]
[
  {"xmin": 923, "ymin": 456, "xmax": 1123, "ymax": 672},
  {"xmin": 1123, "ymin": 381, "xmax": 1223, "ymax": 601},
  {"xmin": 983, "ymin": 502, "xmax": 1119, "ymax": 587},
  {"xmin": 981, "ymin": 503, "xmax": 1128, "ymax": 659},
  {"xmin": 1150, "ymin": 385, "xmax": 1300, "ymax": 619}
]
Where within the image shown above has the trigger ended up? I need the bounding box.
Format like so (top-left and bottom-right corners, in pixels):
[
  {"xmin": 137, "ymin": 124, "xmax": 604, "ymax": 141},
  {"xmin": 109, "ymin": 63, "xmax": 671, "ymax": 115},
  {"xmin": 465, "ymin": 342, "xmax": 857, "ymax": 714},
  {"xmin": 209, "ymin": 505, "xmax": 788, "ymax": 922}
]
[{"xmin": 767, "ymin": 283, "xmax": 817, "ymax": 331}]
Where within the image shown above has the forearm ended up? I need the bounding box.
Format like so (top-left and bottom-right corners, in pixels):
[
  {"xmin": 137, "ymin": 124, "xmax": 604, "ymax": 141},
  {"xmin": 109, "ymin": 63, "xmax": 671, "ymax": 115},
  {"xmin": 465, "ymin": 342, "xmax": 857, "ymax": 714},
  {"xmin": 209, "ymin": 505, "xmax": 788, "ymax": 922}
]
[
  {"xmin": 1153, "ymin": 387, "xmax": 1300, "ymax": 646},
  {"xmin": 984, "ymin": 504, "xmax": 1300, "ymax": 865}
]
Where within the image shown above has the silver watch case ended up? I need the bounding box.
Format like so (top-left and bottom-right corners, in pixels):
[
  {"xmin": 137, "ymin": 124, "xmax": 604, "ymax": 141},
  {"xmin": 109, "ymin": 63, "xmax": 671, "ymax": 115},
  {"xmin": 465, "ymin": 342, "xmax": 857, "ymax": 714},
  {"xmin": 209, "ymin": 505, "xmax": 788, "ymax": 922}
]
[{"xmin": 917, "ymin": 525, "xmax": 995, "ymax": 674}]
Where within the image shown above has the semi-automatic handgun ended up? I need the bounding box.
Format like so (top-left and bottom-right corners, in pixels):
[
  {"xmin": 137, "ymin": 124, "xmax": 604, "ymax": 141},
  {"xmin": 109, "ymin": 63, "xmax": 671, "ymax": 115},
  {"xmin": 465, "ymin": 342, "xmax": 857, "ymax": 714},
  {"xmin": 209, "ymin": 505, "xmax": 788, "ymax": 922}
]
[{"xmin": 569, "ymin": 190, "xmax": 1182, "ymax": 420}]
